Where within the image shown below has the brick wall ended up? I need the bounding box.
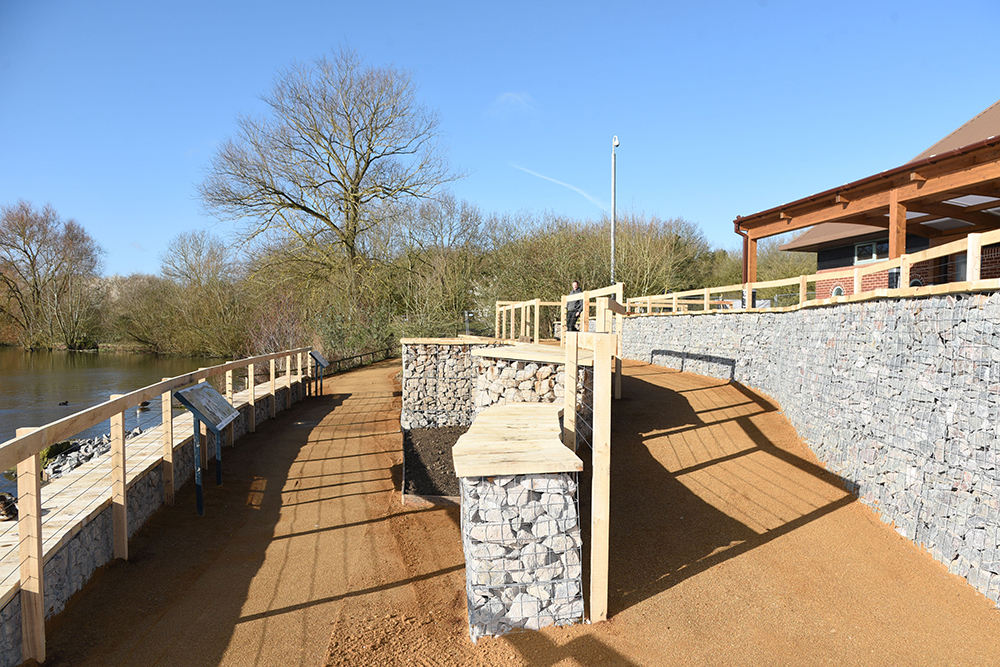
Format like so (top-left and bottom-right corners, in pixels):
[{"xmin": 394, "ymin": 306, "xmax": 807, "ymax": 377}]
[{"xmin": 812, "ymin": 243, "xmax": 1000, "ymax": 299}]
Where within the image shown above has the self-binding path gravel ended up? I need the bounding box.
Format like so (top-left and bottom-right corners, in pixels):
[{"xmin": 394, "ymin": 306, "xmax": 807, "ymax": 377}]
[{"xmin": 42, "ymin": 359, "xmax": 1000, "ymax": 667}]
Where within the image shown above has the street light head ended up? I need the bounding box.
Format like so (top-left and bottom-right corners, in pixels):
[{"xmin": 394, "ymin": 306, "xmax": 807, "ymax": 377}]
[{"xmin": 613, "ymin": 135, "xmax": 619, "ymax": 147}]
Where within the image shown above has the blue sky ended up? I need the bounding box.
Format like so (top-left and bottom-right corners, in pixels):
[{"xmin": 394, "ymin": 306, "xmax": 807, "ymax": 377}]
[{"xmin": 1, "ymin": 0, "xmax": 998, "ymax": 276}]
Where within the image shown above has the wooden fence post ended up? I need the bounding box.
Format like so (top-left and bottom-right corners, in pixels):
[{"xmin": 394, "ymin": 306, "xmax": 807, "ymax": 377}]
[
  {"xmin": 495, "ymin": 303, "xmax": 501, "ymax": 338},
  {"xmin": 968, "ymin": 232, "xmax": 982, "ymax": 281},
  {"xmin": 799, "ymin": 275, "xmax": 808, "ymax": 305},
  {"xmin": 269, "ymin": 358, "xmax": 277, "ymax": 418},
  {"xmin": 672, "ymin": 293, "xmax": 678, "ymax": 313},
  {"xmin": 297, "ymin": 352, "xmax": 303, "ymax": 401},
  {"xmin": 225, "ymin": 369, "xmax": 234, "ymax": 447},
  {"xmin": 110, "ymin": 395, "xmax": 128, "ymax": 561},
  {"xmin": 501, "ymin": 306, "xmax": 507, "ymax": 341},
  {"xmin": 580, "ymin": 291, "xmax": 590, "ymax": 332},
  {"xmin": 560, "ymin": 296, "xmax": 567, "ymax": 347},
  {"xmin": 160, "ymin": 380, "xmax": 175, "ymax": 505},
  {"xmin": 534, "ymin": 298, "xmax": 541, "ymax": 344},
  {"xmin": 590, "ymin": 334, "xmax": 615, "ymax": 623},
  {"xmin": 900, "ymin": 254, "xmax": 911, "ymax": 289},
  {"xmin": 853, "ymin": 267, "xmax": 862, "ymax": 295},
  {"xmin": 16, "ymin": 427, "xmax": 45, "ymax": 664},
  {"xmin": 703, "ymin": 287, "xmax": 710, "ymax": 311},
  {"xmin": 614, "ymin": 305, "xmax": 623, "ymax": 400},
  {"xmin": 563, "ymin": 331, "xmax": 579, "ymax": 451},
  {"xmin": 248, "ymin": 363, "xmax": 256, "ymax": 432}
]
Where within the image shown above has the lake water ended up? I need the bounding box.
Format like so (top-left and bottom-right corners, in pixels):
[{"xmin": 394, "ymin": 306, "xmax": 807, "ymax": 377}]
[{"xmin": 0, "ymin": 347, "xmax": 222, "ymax": 447}]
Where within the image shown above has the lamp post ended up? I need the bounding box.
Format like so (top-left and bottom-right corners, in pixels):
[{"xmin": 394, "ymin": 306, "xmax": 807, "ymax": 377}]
[{"xmin": 611, "ymin": 135, "xmax": 619, "ymax": 284}]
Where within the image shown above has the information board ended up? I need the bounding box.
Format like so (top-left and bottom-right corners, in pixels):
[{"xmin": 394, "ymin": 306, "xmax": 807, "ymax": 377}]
[
  {"xmin": 310, "ymin": 350, "xmax": 330, "ymax": 368},
  {"xmin": 174, "ymin": 384, "xmax": 239, "ymax": 434}
]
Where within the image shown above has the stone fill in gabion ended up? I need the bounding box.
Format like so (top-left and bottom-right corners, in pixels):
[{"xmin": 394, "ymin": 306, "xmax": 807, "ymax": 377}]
[
  {"xmin": 401, "ymin": 342, "xmax": 502, "ymax": 429},
  {"xmin": 460, "ymin": 472, "xmax": 584, "ymax": 641},
  {"xmin": 622, "ymin": 293, "xmax": 1000, "ymax": 607}
]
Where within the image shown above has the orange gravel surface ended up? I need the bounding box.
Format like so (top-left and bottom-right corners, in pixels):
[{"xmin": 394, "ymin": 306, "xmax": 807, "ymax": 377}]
[{"xmin": 41, "ymin": 358, "xmax": 1000, "ymax": 667}]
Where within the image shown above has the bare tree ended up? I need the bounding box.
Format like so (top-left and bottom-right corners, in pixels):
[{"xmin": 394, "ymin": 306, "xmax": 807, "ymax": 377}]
[
  {"xmin": 200, "ymin": 48, "xmax": 458, "ymax": 300},
  {"xmin": 0, "ymin": 201, "xmax": 104, "ymax": 349},
  {"xmin": 159, "ymin": 230, "xmax": 235, "ymax": 287}
]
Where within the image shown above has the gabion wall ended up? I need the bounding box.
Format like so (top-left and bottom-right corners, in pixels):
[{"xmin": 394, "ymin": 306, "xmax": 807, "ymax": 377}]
[
  {"xmin": 622, "ymin": 293, "xmax": 1000, "ymax": 607},
  {"xmin": 460, "ymin": 473, "xmax": 584, "ymax": 641},
  {"xmin": 400, "ymin": 341, "xmax": 591, "ymax": 429},
  {"xmin": 400, "ymin": 341, "xmax": 502, "ymax": 429}
]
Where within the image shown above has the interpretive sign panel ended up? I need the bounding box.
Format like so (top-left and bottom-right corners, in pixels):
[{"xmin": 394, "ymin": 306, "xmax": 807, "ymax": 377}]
[
  {"xmin": 175, "ymin": 384, "xmax": 239, "ymax": 434},
  {"xmin": 310, "ymin": 350, "xmax": 330, "ymax": 368}
]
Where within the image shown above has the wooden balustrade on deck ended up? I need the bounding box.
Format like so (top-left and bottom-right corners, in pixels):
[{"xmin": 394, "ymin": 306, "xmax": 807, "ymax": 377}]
[
  {"xmin": 627, "ymin": 229, "xmax": 1000, "ymax": 315},
  {"xmin": 0, "ymin": 346, "xmax": 311, "ymax": 664}
]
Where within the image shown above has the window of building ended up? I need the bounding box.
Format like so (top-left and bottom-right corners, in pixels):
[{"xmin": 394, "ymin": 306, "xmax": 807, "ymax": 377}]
[
  {"xmin": 954, "ymin": 254, "xmax": 967, "ymax": 282},
  {"xmin": 855, "ymin": 239, "xmax": 890, "ymax": 265}
]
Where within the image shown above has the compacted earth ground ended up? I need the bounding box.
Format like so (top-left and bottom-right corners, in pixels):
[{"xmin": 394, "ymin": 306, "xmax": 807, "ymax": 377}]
[
  {"xmin": 402, "ymin": 426, "xmax": 465, "ymax": 497},
  {"xmin": 39, "ymin": 358, "xmax": 1000, "ymax": 667}
]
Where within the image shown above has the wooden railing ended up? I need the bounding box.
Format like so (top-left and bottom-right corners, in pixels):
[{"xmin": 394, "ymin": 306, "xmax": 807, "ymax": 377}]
[
  {"xmin": 559, "ymin": 283, "xmax": 625, "ymax": 339},
  {"xmin": 627, "ymin": 230, "xmax": 1000, "ymax": 314},
  {"xmin": 328, "ymin": 346, "xmax": 397, "ymax": 373},
  {"xmin": 1, "ymin": 346, "xmax": 312, "ymax": 664},
  {"xmin": 563, "ymin": 327, "xmax": 618, "ymax": 622},
  {"xmin": 494, "ymin": 298, "xmax": 561, "ymax": 343}
]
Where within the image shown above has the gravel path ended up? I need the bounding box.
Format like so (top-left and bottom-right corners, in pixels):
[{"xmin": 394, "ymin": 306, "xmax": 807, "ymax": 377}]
[{"xmin": 41, "ymin": 358, "xmax": 1000, "ymax": 667}]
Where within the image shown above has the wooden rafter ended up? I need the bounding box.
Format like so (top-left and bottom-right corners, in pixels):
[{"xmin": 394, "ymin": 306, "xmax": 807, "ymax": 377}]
[
  {"xmin": 740, "ymin": 145, "xmax": 1000, "ymax": 241},
  {"xmin": 907, "ymin": 201, "xmax": 1000, "ymax": 229}
]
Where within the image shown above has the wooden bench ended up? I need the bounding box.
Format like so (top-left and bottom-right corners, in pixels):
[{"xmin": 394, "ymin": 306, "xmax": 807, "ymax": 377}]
[{"xmin": 452, "ymin": 403, "xmax": 582, "ymax": 477}]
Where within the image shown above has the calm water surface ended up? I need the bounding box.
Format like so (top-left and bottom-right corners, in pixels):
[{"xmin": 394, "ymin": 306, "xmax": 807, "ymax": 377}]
[{"xmin": 0, "ymin": 347, "xmax": 221, "ymax": 446}]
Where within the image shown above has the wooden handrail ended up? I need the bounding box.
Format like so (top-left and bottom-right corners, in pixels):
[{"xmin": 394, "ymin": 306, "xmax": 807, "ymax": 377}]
[
  {"xmin": 628, "ymin": 228, "xmax": 1000, "ymax": 313},
  {"xmin": 3, "ymin": 344, "xmax": 313, "ymax": 663},
  {"xmin": 0, "ymin": 346, "xmax": 311, "ymax": 476}
]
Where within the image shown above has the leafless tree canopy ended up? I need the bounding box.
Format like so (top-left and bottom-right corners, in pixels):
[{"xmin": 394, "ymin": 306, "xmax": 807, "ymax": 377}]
[
  {"xmin": 0, "ymin": 200, "xmax": 103, "ymax": 349},
  {"xmin": 159, "ymin": 230, "xmax": 236, "ymax": 287},
  {"xmin": 200, "ymin": 49, "xmax": 458, "ymax": 289}
]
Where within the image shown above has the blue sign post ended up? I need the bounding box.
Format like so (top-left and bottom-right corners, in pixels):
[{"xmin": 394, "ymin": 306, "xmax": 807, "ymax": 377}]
[
  {"xmin": 174, "ymin": 383, "xmax": 239, "ymax": 516},
  {"xmin": 310, "ymin": 350, "xmax": 330, "ymax": 397}
]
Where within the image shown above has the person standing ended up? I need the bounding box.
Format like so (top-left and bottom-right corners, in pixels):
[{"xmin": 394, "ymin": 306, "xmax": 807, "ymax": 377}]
[{"xmin": 566, "ymin": 280, "xmax": 583, "ymax": 333}]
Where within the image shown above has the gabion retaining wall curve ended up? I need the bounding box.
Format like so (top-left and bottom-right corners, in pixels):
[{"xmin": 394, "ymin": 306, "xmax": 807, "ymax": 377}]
[{"xmin": 622, "ymin": 293, "xmax": 1000, "ymax": 607}]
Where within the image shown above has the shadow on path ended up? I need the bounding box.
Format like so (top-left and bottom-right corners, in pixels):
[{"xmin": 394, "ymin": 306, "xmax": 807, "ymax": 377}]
[{"xmin": 606, "ymin": 362, "xmax": 854, "ymax": 616}]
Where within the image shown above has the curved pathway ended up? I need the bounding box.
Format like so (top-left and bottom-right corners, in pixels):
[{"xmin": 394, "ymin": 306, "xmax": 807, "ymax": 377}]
[{"xmin": 41, "ymin": 358, "xmax": 1000, "ymax": 667}]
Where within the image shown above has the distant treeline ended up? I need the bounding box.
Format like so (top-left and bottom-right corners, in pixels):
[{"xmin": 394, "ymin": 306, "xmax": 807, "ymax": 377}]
[
  {"xmin": 0, "ymin": 50, "xmax": 816, "ymax": 358},
  {"xmin": 0, "ymin": 197, "xmax": 814, "ymax": 359}
]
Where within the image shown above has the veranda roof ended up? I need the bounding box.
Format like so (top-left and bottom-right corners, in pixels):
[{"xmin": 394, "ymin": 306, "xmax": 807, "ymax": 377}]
[{"xmin": 736, "ymin": 99, "xmax": 1000, "ymax": 278}]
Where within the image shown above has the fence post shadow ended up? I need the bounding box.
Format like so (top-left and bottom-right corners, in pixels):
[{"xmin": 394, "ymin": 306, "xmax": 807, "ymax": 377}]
[{"xmin": 604, "ymin": 365, "xmax": 856, "ymax": 617}]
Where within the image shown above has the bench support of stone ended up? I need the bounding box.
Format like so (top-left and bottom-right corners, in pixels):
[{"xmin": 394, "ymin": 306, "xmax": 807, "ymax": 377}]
[{"xmin": 454, "ymin": 404, "xmax": 584, "ymax": 640}]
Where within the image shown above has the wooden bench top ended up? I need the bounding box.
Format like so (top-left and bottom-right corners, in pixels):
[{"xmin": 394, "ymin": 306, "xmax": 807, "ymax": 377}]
[
  {"xmin": 472, "ymin": 343, "xmax": 594, "ymax": 367},
  {"xmin": 452, "ymin": 403, "xmax": 583, "ymax": 477}
]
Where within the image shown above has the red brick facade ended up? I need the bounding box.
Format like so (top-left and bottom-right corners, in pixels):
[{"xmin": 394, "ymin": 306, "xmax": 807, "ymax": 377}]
[{"xmin": 812, "ymin": 243, "xmax": 1000, "ymax": 299}]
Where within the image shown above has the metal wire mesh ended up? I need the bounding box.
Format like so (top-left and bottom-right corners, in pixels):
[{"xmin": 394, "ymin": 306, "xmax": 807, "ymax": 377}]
[
  {"xmin": 461, "ymin": 472, "xmax": 584, "ymax": 641},
  {"xmin": 773, "ymin": 295, "xmax": 1000, "ymax": 578},
  {"xmin": 574, "ymin": 367, "xmax": 595, "ymax": 451}
]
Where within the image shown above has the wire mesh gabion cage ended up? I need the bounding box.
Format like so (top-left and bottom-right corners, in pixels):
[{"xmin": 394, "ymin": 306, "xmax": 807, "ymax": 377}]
[{"xmin": 460, "ymin": 472, "xmax": 584, "ymax": 641}]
